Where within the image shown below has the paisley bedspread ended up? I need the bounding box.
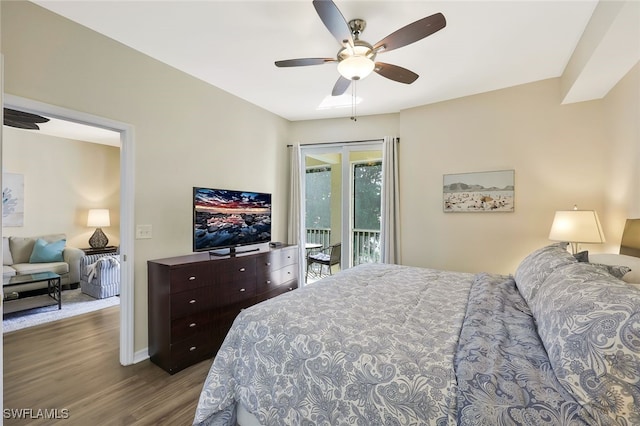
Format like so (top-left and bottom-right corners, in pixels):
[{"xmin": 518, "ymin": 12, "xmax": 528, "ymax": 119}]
[
  {"xmin": 454, "ymin": 273, "xmax": 592, "ymax": 425},
  {"xmin": 193, "ymin": 261, "xmax": 620, "ymax": 425}
]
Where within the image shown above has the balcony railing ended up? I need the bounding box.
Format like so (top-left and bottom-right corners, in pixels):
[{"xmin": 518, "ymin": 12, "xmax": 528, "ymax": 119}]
[
  {"xmin": 305, "ymin": 228, "xmax": 381, "ymax": 266},
  {"xmin": 353, "ymin": 229, "xmax": 381, "ymax": 266},
  {"xmin": 306, "ymin": 228, "xmax": 331, "ymax": 248}
]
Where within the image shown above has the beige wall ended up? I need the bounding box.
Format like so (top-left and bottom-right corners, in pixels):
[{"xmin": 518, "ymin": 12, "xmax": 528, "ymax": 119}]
[
  {"xmin": 2, "ymin": 128, "xmax": 120, "ymax": 248},
  {"xmin": 2, "ymin": 1, "xmax": 638, "ymax": 356},
  {"xmin": 399, "ymin": 78, "xmax": 609, "ymax": 274},
  {"xmin": 601, "ymin": 62, "xmax": 640, "ymax": 243}
]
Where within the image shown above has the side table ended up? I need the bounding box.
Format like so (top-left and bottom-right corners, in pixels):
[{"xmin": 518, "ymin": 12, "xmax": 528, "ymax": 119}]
[{"xmin": 81, "ymin": 246, "xmax": 118, "ymax": 255}]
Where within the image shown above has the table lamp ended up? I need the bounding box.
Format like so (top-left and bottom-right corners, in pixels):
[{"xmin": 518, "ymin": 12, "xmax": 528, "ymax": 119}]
[
  {"xmin": 87, "ymin": 208, "xmax": 110, "ymax": 248},
  {"xmin": 548, "ymin": 205, "xmax": 605, "ymax": 254}
]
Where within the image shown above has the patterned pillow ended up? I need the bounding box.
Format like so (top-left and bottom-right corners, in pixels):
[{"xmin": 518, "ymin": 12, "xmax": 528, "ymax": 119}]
[
  {"xmin": 531, "ymin": 262, "xmax": 640, "ymax": 424},
  {"xmin": 514, "ymin": 242, "xmax": 577, "ymax": 303}
]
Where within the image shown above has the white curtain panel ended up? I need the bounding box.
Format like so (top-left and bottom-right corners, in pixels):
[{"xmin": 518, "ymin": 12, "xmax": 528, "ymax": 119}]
[
  {"xmin": 287, "ymin": 144, "xmax": 306, "ymax": 282},
  {"xmin": 381, "ymin": 136, "xmax": 401, "ymax": 264}
]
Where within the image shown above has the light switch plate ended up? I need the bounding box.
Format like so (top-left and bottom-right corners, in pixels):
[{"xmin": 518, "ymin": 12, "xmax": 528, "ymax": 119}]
[{"xmin": 136, "ymin": 224, "xmax": 152, "ymax": 239}]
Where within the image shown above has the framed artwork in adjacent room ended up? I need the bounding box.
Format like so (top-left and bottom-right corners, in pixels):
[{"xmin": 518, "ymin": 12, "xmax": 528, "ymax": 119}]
[
  {"xmin": 443, "ymin": 170, "xmax": 514, "ymax": 213},
  {"xmin": 3, "ymin": 173, "xmax": 25, "ymax": 226}
]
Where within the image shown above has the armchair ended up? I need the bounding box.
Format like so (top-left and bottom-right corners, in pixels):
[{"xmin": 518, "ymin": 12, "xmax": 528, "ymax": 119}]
[{"xmin": 80, "ymin": 252, "xmax": 120, "ymax": 299}]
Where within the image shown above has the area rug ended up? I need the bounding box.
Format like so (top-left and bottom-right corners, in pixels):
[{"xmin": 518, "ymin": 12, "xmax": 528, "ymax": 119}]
[{"xmin": 3, "ymin": 289, "xmax": 120, "ymax": 333}]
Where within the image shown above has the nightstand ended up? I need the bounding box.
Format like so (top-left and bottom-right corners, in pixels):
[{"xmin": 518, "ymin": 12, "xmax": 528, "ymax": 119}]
[{"xmin": 81, "ymin": 246, "xmax": 118, "ymax": 255}]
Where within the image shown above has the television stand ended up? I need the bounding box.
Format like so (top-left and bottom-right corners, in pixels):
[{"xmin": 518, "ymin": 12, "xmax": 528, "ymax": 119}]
[{"xmin": 208, "ymin": 246, "xmax": 260, "ymax": 257}]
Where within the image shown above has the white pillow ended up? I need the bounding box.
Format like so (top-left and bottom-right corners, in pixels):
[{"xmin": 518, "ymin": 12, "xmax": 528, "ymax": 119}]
[{"xmin": 588, "ymin": 253, "xmax": 640, "ymax": 284}]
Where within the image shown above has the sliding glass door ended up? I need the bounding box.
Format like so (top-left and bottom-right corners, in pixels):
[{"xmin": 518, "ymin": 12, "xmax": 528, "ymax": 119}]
[{"xmin": 300, "ymin": 141, "xmax": 383, "ymax": 284}]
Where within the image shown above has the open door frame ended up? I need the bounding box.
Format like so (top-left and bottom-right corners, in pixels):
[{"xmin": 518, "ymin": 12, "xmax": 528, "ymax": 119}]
[{"xmin": 2, "ymin": 94, "xmax": 136, "ymax": 366}]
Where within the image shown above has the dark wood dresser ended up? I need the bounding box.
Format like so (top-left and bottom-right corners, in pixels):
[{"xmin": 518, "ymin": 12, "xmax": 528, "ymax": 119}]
[{"xmin": 147, "ymin": 244, "xmax": 298, "ymax": 374}]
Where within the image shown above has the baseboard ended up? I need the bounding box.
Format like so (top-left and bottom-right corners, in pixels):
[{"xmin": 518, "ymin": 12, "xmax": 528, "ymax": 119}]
[{"xmin": 133, "ymin": 347, "xmax": 149, "ymax": 364}]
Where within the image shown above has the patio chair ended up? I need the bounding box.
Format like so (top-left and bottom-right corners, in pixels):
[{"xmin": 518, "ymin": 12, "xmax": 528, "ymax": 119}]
[{"xmin": 306, "ymin": 242, "xmax": 341, "ymax": 281}]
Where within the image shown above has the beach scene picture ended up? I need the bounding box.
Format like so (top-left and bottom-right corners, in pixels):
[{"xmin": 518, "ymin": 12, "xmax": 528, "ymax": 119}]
[{"xmin": 443, "ymin": 170, "xmax": 514, "ymax": 212}]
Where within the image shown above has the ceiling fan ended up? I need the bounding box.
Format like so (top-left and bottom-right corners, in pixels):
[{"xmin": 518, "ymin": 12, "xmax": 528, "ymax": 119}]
[
  {"xmin": 3, "ymin": 108, "xmax": 49, "ymax": 130},
  {"xmin": 275, "ymin": 0, "xmax": 446, "ymax": 96}
]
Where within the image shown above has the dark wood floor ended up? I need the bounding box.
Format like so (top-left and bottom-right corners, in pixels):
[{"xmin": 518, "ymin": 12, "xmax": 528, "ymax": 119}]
[{"xmin": 3, "ymin": 306, "xmax": 213, "ymax": 425}]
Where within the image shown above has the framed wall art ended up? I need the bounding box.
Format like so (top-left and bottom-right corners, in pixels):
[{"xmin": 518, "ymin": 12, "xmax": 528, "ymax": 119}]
[
  {"xmin": 443, "ymin": 170, "xmax": 514, "ymax": 213},
  {"xmin": 3, "ymin": 173, "xmax": 25, "ymax": 226}
]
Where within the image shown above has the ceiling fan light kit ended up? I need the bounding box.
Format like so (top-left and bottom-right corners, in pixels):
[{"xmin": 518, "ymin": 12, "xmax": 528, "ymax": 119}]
[
  {"xmin": 337, "ymin": 55, "xmax": 374, "ymax": 80},
  {"xmin": 275, "ymin": 0, "xmax": 446, "ymax": 100}
]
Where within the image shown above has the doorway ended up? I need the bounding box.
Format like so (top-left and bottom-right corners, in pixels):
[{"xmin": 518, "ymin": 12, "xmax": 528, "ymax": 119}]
[
  {"xmin": 2, "ymin": 94, "xmax": 135, "ymax": 365},
  {"xmin": 301, "ymin": 141, "xmax": 383, "ymax": 284}
]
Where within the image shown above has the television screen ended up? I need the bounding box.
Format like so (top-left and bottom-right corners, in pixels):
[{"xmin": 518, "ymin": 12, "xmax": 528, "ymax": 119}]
[{"xmin": 193, "ymin": 187, "xmax": 272, "ymax": 253}]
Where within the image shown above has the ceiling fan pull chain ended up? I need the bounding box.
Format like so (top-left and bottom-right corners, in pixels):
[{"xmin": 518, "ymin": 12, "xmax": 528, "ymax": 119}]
[{"xmin": 351, "ymin": 80, "xmax": 357, "ymax": 122}]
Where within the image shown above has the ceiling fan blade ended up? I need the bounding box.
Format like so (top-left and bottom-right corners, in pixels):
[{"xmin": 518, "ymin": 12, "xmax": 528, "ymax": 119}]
[
  {"xmin": 374, "ymin": 62, "xmax": 419, "ymax": 84},
  {"xmin": 4, "ymin": 108, "xmax": 49, "ymax": 123},
  {"xmin": 275, "ymin": 58, "xmax": 336, "ymax": 67},
  {"xmin": 3, "ymin": 108, "xmax": 49, "ymax": 130},
  {"xmin": 3, "ymin": 119, "xmax": 41, "ymax": 130},
  {"xmin": 373, "ymin": 13, "xmax": 446, "ymax": 53},
  {"xmin": 332, "ymin": 76, "xmax": 351, "ymax": 96},
  {"xmin": 313, "ymin": 0, "xmax": 353, "ymax": 47}
]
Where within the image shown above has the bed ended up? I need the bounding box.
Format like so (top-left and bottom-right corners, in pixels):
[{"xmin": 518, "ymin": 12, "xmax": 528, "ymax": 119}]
[{"xmin": 193, "ymin": 221, "xmax": 640, "ymax": 426}]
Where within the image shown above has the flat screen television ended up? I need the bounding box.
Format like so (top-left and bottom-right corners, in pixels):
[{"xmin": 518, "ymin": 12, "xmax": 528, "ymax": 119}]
[{"xmin": 193, "ymin": 187, "xmax": 272, "ymax": 255}]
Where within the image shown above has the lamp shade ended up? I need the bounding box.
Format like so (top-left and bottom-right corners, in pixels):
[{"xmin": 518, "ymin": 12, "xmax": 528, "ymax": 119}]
[
  {"xmin": 548, "ymin": 209, "xmax": 605, "ymax": 244},
  {"xmin": 87, "ymin": 209, "xmax": 110, "ymax": 228}
]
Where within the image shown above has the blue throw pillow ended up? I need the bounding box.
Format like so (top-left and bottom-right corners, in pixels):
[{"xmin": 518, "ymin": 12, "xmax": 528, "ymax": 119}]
[{"xmin": 29, "ymin": 238, "xmax": 66, "ymax": 263}]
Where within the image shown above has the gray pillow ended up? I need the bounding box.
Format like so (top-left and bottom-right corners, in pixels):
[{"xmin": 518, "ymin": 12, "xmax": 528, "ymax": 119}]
[
  {"xmin": 9, "ymin": 236, "xmax": 36, "ymax": 264},
  {"xmin": 3, "ymin": 237, "xmax": 13, "ymax": 266},
  {"xmin": 573, "ymin": 250, "xmax": 589, "ymax": 263},
  {"xmin": 591, "ymin": 263, "xmax": 632, "ymax": 279}
]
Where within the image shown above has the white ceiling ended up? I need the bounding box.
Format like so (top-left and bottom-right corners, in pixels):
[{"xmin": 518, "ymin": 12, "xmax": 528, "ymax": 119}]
[{"xmin": 27, "ymin": 0, "xmax": 638, "ymax": 123}]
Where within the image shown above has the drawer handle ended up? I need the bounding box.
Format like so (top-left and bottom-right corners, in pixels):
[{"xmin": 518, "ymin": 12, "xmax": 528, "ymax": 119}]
[
  {"xmin": 239, "ymin": 267, "xmax": 246, "ymax": 272},
  {"xmin": 239, "ymin": 288, "xmax": 246, "ymax": 292},
  {"xmin": 288, "ymin": 287, "xmax": 293, "ymax": 291},
  {"xmin": 189, "ymin": 299, "xmax": 196, "ymax": 304},
  {"xmin": 189, "ymin": 323, "xmax": 197, "ymax": 328},
  {"xmin": 189, "ymin": 346, "xmax": 197, "ymax": 352},
  {"xmin": 265, "ymin": 262, "xmax": 271, "ymax": 266},
  {"xmin": 188, "ymin": 276, "xmax": 196, "ymax": 281},
  {"xmin": 266, "ymin": 280, "xmax": 271, "ymax": 284}
]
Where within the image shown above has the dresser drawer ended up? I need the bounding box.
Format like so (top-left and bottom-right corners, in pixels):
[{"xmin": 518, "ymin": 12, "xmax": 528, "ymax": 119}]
[
  {"xmin": 257, "ymin": 263, "xmax": 298, "ymax": 293},
  {"xmin": 217, "ymin": 278, "xmax": 256, "ymax": 306},
  {"xmin": 257, "ymin": 247, "xmax": 297, "ymax": 274},
  {"xmin": 256, "ymin": 284, "xmax": 297, "ymax": 303},
  {"xmin": 169, "ymin": 263, "xmax": 213, "ymax": 293},
  {"xmin": 171, "ymin": 287, "xmax": 216, "ymax": 318},
  {"xmin": 169, "ymin": 332, "xmax": 216, "ymax": 372},
  {"xmin": 214, "ymin": 299, "xmax": 256, "ymax": 332},
  {"xmin": 171, "ymin": 311, "xmax": 212, "ymax": 340},
  {"xmin": 218, "ymin": 257, "xmax": 256, "ymax": 283}
]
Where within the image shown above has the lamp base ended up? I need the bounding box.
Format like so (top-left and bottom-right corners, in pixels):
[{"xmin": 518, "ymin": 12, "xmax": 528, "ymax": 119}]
[{"xmin": 89, "ymin": 228, "xmax": 109, "ymax": 249}]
